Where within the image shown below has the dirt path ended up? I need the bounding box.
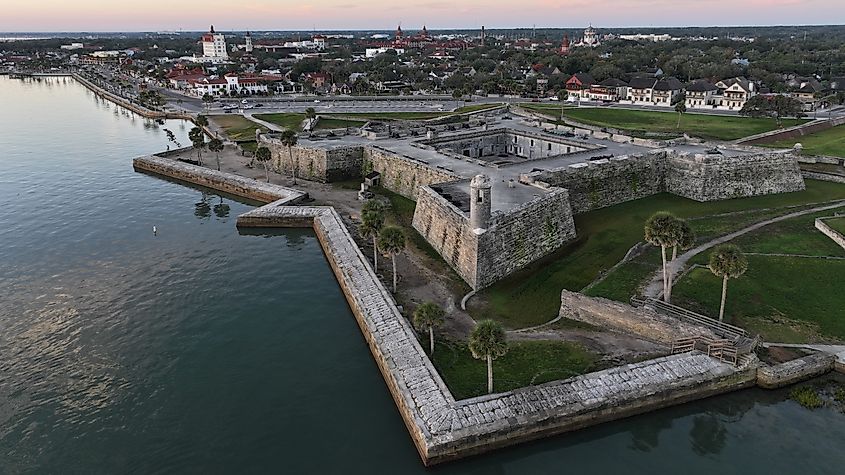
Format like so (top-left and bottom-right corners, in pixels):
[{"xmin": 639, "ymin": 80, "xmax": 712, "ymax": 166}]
[{"xmin": 644, "ymin": 199, "xmax": 845, "ymax": 298}]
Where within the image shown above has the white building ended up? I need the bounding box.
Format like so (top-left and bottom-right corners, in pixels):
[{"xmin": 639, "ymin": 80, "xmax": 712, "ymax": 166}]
[
  {"xmin": 60, "ymin": 43, "xmax": 84, "ymax": 50},
  {"xmin": 573, "ymin": 25, "xmax": 600, "ymax": 48},
  {"xmin": 201, "ymin": 25, "xmax": 229, "ymax": 63},
  {"xmin": 244, "ymin": 31, "xmax": 253, "ymax": 53},
  {"xmin": 366, "ymin": 47, "xmax": 405, "ymax": 58}
]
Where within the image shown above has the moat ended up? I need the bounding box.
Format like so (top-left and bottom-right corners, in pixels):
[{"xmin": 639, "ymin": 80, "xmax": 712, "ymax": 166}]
[{"xmin": 2, "ymin": 76, "xmax": 845, "ymax": 473}]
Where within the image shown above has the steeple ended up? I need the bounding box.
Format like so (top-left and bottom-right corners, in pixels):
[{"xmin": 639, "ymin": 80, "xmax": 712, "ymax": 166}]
[{"xmin": 210, "ymin": 25, "xmax": 215, "ymax": 33}]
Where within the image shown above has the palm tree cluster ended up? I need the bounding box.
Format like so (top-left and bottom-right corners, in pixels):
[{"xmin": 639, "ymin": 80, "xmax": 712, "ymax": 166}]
[
  {"xmin": 279, "ymin": 129, "xmax": 298, "ymax": 184},
  {"xmin": 644, "ymin": 212, "xmax": 696, "ymax": 302}
]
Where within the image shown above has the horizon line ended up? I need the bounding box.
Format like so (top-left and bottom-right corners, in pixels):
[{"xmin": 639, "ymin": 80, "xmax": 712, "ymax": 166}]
[{"xmin": 2, "ymin": 23, "xmax": 845, "ymax": 34}]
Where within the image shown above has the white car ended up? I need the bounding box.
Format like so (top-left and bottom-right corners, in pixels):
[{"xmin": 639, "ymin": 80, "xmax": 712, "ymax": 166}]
[
  {"xmin": 241, "ymin": 99, "xmax": 249, "ymax": 104},
  {"xmin": 313, "ymin": 99, "xmax": 321, "ymax": 103}
]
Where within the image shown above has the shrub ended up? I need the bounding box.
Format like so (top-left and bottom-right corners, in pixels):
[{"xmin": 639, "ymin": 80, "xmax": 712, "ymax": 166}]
[{"xmin": 790, "ymin": 385, "xmax": 824, "ymax": 409}]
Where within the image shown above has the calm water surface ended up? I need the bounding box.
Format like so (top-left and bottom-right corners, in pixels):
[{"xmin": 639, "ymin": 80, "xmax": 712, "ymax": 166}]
[{"xmin": 1, "ymin": 76, "xmax": 844, "ymax": 474}]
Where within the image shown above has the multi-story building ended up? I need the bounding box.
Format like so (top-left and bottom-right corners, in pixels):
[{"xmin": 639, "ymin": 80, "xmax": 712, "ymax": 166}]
[
  {"xmin": 651, "ymin": 77, "xmax": 684, "ymax": 105},
  {"xmin": 714, "ymin": 77, "xmax": 755, "ymax": 110},
  {"xmin": 685, "ymin": 80, "xmax": 718, "ymax": 109},
  {"xmin": 201, "ymin": 25, "xmax": 229, "ymax": 63}
]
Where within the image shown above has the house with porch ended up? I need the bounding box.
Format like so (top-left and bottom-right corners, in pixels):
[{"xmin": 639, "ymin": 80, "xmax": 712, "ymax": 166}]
[
  {"xmin": 685, "ymin": 80, "xmax": 718, "ymax": 109},
  {"xmin": 714, "ymin": 77, "xmax": 755, "ymax": 110},
  {"xmin": 564, "ymin": 72, "xmax": 596, "ymax": 101}
]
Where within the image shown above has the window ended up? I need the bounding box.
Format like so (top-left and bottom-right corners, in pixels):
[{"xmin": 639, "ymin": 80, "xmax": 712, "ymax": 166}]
[
  {"xmin": 530, "ymin": 139, "xmax": 534, "ymax": 147},
  {"xmin": 548, "ymin": 143, "xmax": 552, "ymax": 151}
]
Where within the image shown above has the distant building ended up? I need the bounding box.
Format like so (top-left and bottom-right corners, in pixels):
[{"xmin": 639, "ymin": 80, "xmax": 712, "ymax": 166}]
[
  {"xmin": 366, "ymin": 47, "xmax": 405, "ymax": 58},
  {"xmin": 60, "ymin": 43, "xmax": 84, "ymax": 50},
  {"xmin": 201, "ymin": 25, "xmax": 229, "ymax": 63},
  {"xmin": 573, "ymin": 25, "xmax": 600, "ymax": 48},
  {"xmin": 559, "ymin": 34, "xmax": 570, "ymax": 56},
  {"xmin": 244, "ymin": 31, "xmax": 253, "ymax": 53}
]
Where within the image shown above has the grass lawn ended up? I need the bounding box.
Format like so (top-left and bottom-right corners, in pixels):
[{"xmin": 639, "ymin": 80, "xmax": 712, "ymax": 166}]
[
  {"xmin": 252, "ymin": 113, "xmax": 304, "ymax": 131},
  {"xmin": 825, "ymin": 217, "xmax": 845, "ymax": 235},
  {"xmin": 672, "ymin": 259, "xmax": 845, "ymax": 342},
  {"xmin": 559, "ymin": 108, "xmax": 805, "ymax": 141},
  {"xmin": 321, "ymin": 103, "xmax": 500, "ymax": 122},
  {"xmin": 432, "ymin": 340, "xmax": 599, "ymax": 399},
  {"xmin": 518, "ymin": 102, "xmax": 574, "ymax": 119},
  {"xmin": 765, "ymin": 125, "xmax": 845, "ymax": 157},
  {"xmin": 314, "ymin": 117, "xmax": 366, "ymax": 130},
  {"xmin": 208, "ymin": 114, "xmax": 269, "ymax": 141},
  {"xmin": 471, "ymin": 180, "xmax": 845, "ymax": 328}
]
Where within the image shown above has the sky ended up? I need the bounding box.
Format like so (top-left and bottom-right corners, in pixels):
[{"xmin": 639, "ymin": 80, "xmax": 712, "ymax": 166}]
[{"xmin": 3, "ymin": 0, "xmax": 845, "ymax": 32}]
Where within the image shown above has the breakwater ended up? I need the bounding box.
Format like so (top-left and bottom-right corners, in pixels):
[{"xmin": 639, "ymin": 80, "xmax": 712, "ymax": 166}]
[{"xmin": 133, "ymin": 154, "xmax": 306, "ymax": 205}]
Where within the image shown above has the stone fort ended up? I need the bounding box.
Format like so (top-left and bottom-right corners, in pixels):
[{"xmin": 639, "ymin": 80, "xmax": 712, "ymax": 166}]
[{"xmin": 260, "ymin": 112, "xmax": 804, "ymax": 289}]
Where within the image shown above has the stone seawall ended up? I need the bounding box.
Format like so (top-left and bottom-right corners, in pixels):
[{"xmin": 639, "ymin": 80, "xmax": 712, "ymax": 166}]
[
  {"xmin": 365, "ymin": 146, "xmax": 461, "ymax": 200},
  {"xmin": 234, "ymin": 202, "xmax": 756, "ymax": 466},
  {"xmin": 738, "ymin": 117, "xmax": 845, "ymax": 145},
  {"xmin": 73, "ymin": 74, "xmax": 192, "ymax": 121},
  {"xmin": 133, "ymin": 154, "xmax": 306, "ymax": 204},
  {"xmin": 559, "ymin": 290, "xmax": 716, "ymax": 344},
  {"xmin": 756, "ymin": 353, "xmax": 835, "ymax": 389},
  {"xmin": 815, "ymin": 217, "xmax": 845, "ymax": 251}
]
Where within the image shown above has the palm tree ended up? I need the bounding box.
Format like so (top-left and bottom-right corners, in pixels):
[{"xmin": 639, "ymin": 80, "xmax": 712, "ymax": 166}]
[
  {"xmin": 360, "ymin": 200, "xmax": 386, "ymax": 270},
  {"xmin": 280, "ymin": 129, "xmax": 298, "ymax": 184},
  {"xmin": 255, "ymin": 146, "xmax": 272, "ymax": 182},
  {"xmin": 188, "ymin": 126, "xmax": 205, "ymax": 165},
  {"xmin": 644, "ymin": 212, "xmax": 682, "ymax": 302},
  {"xmin": 378, "ymin": 226, "xmax": 405, "ymax": 293},
  {"xmin": 413, "ymin": 302, "xmax": 445, "ymax": 355},
  {"xmin": 469, "ymin": 319, "xmax": 508, "ymax": 394},
  {"xmin": 672, "ymin": 220, "xmax": 696, "ymax": 261},
  {"xmin": 207, "ymin": 138, "xmax": 224, "ymax": 171},
  {"xmin": 195, "ymin": 114, "xmax": 209, "ymax": 128},
  {"xmin": 304, "ymin": 107, "xmax": 317, "ymax": 135},
  {"xmin": 708, "ymin": 245, "xmax": 748, "ymax": 322}
]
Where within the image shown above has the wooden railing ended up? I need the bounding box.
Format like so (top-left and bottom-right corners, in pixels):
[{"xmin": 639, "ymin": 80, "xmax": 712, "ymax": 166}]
[
  {"xmin": 670, "ymin": 335, "xmax": 741, "ymax": 366},
  {"xmin": 631, "ymin": 296, "xmax": 760, "ymax": 354}
]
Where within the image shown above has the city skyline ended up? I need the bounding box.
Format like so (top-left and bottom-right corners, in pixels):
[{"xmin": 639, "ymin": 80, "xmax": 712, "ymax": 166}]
[{"xmin": 4, "ymin": 0, "xmax": 845, "ymax": 32}]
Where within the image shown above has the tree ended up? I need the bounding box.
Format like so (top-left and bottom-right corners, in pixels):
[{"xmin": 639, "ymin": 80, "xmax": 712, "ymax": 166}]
[
  {"xmin": 202, "ymin": 94, "xmax": 213, "ymax": 113},
  {"xmin": 413, "ymin": 302, "xmax": 445, "ymax": 355},
  {"xmin": 360, "ymin": 200, "xmax": 386, "ymax": 270},
  {"xmin": 672, "ymin": 220, "xmax": 696, "ymax": 261},
  {"xmin": 188, "ymin": 126, "xmax": 205, "ymax": 165},
  {"xmin": 708, "ymin": 245, "xmax": 748, "ymax": 322},
  {"xmin": 740, "ymin": 94, "xmax": 804, "ymax": 127},
  {"xmin": 674, "ymin": 100, "xmax": 687, "ymax": 128},
  {"xmin": 207, "ymin": 137, "xmax": 224, "ymax": 171},
  {"xmin": 279, "ymin": 129, "xmax": 298, "ymax": 184},
  {"xmin": 304, "ymin": 107, "xmax": 317, "ymax": 136},
  {"xmin": 255, "ymin": 146, "xmax": 272, "ymax": 182},
  {"xmin": 644, "ymin": 212, "xmax": 682, "ymax": 302},
  {"xmin": 195, "ymin": 114, "xmax": 209, "ymax": 128},
  {"xmin": 378, "ymin": 226, "xmax": 405, "ymax": 293},
  {"xmin": 469, "ymin": 320, "xmax": 508, "ymax": 394}
]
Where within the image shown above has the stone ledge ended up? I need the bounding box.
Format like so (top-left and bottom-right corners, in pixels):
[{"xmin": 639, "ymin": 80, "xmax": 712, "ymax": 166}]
[
  {"xmin": 757, "ymin": 352, "xmax": 836, "ymax": 389},
  {"xmin": 133, "ymin": 154, "xmax": 306, "ymax": 205}
]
